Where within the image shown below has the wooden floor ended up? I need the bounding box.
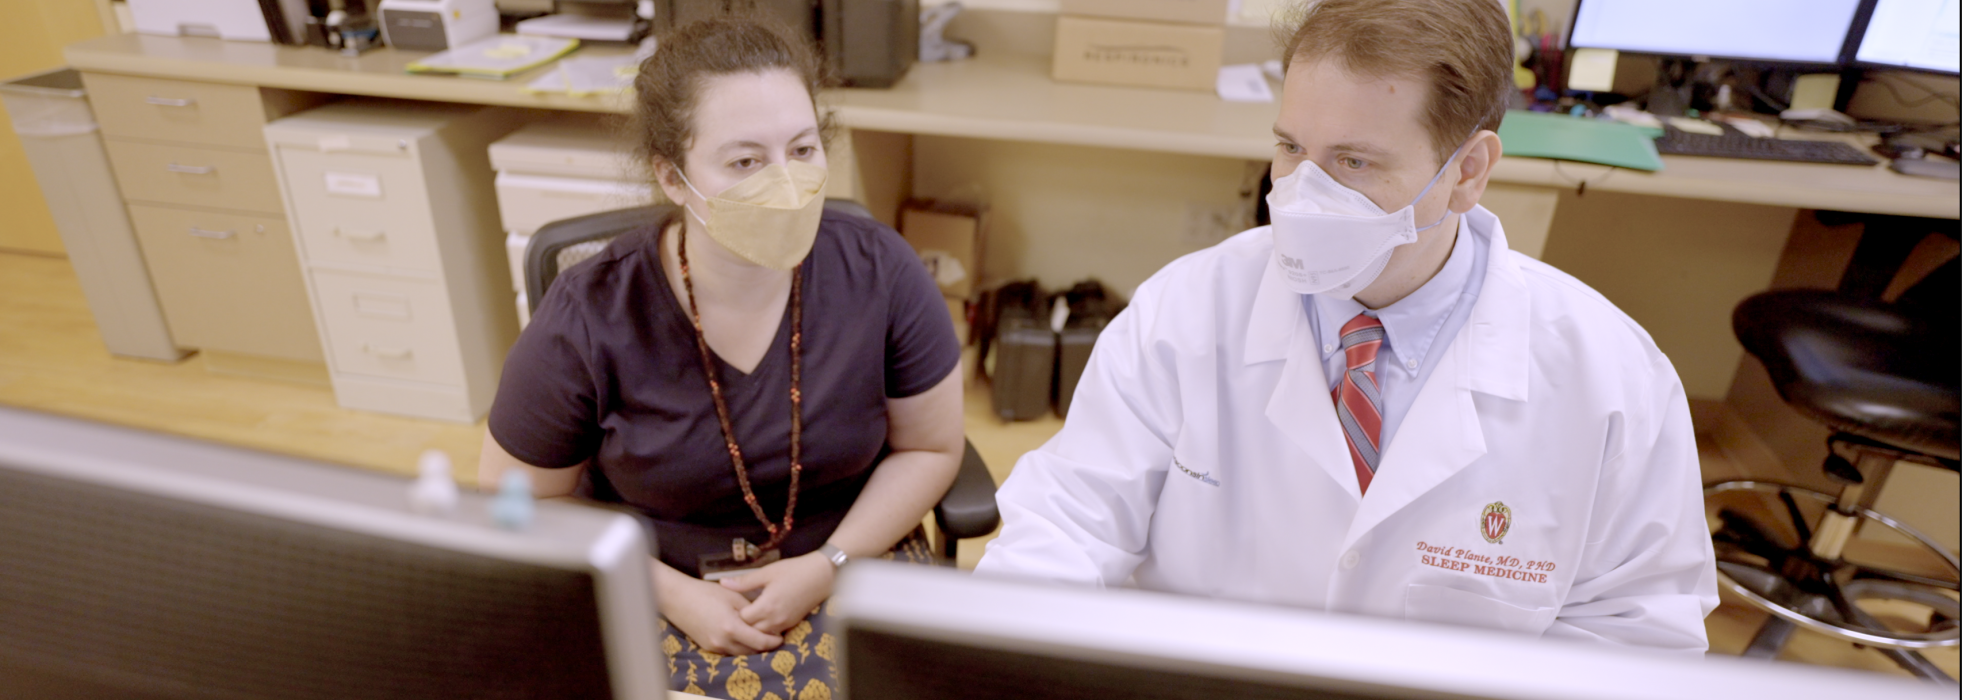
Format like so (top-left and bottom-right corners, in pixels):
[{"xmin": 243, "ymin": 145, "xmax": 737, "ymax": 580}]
[{"xmin": 3, "ymin": 249, "xmax": 1953, "ymax": 683}]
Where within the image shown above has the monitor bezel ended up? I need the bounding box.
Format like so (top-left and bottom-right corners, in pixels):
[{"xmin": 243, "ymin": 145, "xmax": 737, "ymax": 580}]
[
  {"xmin": 0, "ymin": 406, "xmax": 667, "ymax": 700},
  {"xmin": 832, "ymin": 562, "xmax": 1954, "ymax": 700},
  {"xmin": 1850, "ymin": 0, "xmax": 1962, "ymax": 75},
  {"xmin": 1563, "ymin": 0, "xmax": 1868, "ymax": 70}
]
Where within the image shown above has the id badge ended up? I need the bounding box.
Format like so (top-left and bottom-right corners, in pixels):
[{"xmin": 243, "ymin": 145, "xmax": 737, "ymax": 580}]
[{"xmin": 700, "ymin": 538, "xmax": 781, "ymax": 583}]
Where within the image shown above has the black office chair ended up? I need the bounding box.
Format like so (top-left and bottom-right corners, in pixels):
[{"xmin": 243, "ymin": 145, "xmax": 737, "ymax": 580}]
[
  {"xmin": 523, "ymin": 201, "xmax": 1001, "ymax": 565},
  {"xmin": 1707, "ymin": 253, "xmax": 1958, "ymax": 681}
]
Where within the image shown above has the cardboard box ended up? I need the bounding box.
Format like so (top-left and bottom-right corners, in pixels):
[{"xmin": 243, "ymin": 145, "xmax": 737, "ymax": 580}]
[
  {"xmin": 900, "ymin": 201, "xmax": 988, "ymax": 300},
  {"xmin": 1052, "ymin": 15, "xmax": 1224, "ymax": 92},
  {"xmin": 1060, "ymin": 0, "xmax": 1230, "ymax": 25}
]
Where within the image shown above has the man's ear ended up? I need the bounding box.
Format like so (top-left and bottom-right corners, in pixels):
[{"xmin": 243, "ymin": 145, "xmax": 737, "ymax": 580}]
[{"xmin": 1448, "ymin": 130, "xmax": 1502, "ymax": 214}]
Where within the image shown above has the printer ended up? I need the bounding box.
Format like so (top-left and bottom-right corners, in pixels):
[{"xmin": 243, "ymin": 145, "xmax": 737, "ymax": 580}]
[{"xmin": 379, "ymin": 0, "xmax": 501, "ymax": 51}]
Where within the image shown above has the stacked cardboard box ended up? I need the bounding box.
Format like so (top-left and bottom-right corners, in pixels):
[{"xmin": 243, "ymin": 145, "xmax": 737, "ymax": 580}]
[
  {"xmin": 1051, "ymin": 0, "xmax": 1230, "ymax": 92},
  {"xmin": 900, "ymin": 201, "xmax": 988, "ymax": 345}
]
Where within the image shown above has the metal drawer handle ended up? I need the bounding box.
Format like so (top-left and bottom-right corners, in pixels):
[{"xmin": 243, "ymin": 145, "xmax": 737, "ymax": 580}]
[
  {"xmin": 187, "ymin": 227, "xmax": 235, "ymax": 240},
  {"xmin": 334, "ymin": 227, "xmax": 386, "ymax": 242},
  {"xmin": 362, "ymin": 343, "xmax": 413, "ymax": 360},
  {"xmin": 165, "ymin": 162, "xmax": 215, "ymax": 175},
  {"xmin": 144, "ymin": 96, "xmax": 196, "ymax": 107}
]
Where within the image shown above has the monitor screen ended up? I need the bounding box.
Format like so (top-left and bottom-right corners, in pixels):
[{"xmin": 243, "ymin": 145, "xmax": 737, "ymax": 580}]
[
  {"xmin": 1856, "ymin": 0, "xmax": 1962, "ymax": 73},
  {"xmin": 1570, "ymin": 0, "xmax": 1865, "ymax": 64},
  {"xmin": 0, "ymin": 406, "xmax": 664, "ymax": 700},
  {"xmin": 832, "ymin": 562, "xmax": 1951, "ymax": 700}
]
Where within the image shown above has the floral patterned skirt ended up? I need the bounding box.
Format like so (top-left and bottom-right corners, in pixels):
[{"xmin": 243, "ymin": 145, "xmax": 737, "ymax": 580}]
[{"xmin": 662, "ymin": 528, "xmax": 936, "ymax": 700}]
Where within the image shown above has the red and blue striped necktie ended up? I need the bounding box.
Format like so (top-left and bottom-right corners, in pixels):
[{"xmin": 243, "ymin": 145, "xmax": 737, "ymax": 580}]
[{"xmin": 1333, "ymin": 313, "xmax": 1386, "ymax": 496}]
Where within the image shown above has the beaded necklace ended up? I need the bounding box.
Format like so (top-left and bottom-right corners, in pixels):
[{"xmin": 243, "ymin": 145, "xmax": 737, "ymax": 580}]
[{"xmin": 676, "ymin": 228, "xmax": 803, "ymax": 555}]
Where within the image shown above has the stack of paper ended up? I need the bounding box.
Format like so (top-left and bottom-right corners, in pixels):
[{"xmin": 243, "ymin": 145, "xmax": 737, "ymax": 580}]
[
  {"xmin": 523, "ymin": 55, "xmax": 643, "ymax": 96},
  {"xmin": 524, "ymin": 38, "xmax": 655, "ymax": 97},
  {"xmin": 406, "ymin": 35, "xmax": 580, "ymax": 80},
  {"xmin": 515, "ymin": 14, "xmax": 636, "ymax": 41}
]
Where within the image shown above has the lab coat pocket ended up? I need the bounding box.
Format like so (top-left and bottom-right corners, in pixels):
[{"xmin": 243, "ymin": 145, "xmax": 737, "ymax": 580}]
[{"xmin": 1404, "ymin": 583, "xmax": 1557, "ymax": 636}]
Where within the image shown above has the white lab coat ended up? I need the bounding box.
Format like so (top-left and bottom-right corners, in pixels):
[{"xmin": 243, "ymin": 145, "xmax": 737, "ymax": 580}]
[{"xmin": 977, "ymin": 206, "xmax": 1719, "ymax": 653}]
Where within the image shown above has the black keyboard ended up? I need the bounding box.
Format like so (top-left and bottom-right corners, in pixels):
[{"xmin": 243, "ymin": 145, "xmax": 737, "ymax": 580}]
[{"xmin": 1655, "ymin": 125, "xmax": 1882, "ymax": 166}]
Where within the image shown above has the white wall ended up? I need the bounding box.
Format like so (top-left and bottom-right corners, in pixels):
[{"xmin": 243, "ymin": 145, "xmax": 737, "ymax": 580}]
[{"xmin": 913, "ymin": 136, "xmax": 1253, "ymax": 297}]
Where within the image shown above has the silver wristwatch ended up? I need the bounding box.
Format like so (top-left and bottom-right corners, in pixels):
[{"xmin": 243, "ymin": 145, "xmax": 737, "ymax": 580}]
[{"xmin": 818, "ymin": 543, "xmax": 849, "ymax": 569}]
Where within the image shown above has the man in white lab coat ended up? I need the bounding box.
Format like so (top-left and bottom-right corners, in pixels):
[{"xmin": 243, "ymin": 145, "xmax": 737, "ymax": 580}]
[{"xmin": 977, "ymin": 0, "xmax": 1719, "ymax": 652}]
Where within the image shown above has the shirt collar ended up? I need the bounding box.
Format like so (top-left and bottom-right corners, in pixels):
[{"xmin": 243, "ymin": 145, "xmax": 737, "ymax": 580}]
[{"xmin": 1311, "ymin": 217, "xmax": 1478, "ymax": 369}]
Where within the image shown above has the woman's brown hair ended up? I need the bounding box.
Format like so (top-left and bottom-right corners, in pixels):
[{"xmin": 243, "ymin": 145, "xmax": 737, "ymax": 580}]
[{"xmin": 630, "ymin": 14, "xmax": 836, "ymax": 182}]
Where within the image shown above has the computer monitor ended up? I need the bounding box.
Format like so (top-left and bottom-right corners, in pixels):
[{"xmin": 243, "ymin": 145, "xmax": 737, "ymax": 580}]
[
  {"xmin": 1855, "ymin": 0, "xmax": 1962, "ymax": 74},
  {"xmin": 1569, "ymin": 0, "xmax": 1866, "ymax": 66},
  {"xmin": 832, "ymin": 562, "xmax": 1950, "ymax": 700},
  {"xmin": 0, "ymin": 406, "xmax": 665, "ymax": 699}
]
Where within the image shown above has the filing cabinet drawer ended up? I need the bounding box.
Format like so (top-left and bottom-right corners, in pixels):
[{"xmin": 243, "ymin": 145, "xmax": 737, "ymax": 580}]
[
  {"xmin": 276, "ymin": 146, "xmax": 440, "ymax": 273},
  {"xmin": 106, "ymin": 140, "xmax": 285, "ymax": 213},
  {"xmin": 311, "ymin": 270, "xmax": 466, "ymax": 387},
  {"xmin": 494, "ymin": 172, "xmax": 656, "ymax": 236},
  {"xmin": 82, "ymin": 73, "xmax": 272, "ymax": 150},
  {"xmin": 125, "ymin": 204, "xmax": 322, "ymax": 362}
]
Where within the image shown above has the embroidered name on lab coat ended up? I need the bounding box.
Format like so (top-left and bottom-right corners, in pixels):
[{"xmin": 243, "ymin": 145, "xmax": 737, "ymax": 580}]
[
  {"xmin": 1173, "ymin": 458, "xmax": 1220, "ymax": 487},
  {"xmin": 1415, "ymin": 541, "xmax": 1558, "ymax": 584}
]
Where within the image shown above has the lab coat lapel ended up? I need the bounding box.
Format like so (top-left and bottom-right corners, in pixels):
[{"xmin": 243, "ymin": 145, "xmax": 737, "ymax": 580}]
[
  {"xmin": 1338, "ymin": 207, "xmax": 1530, "ymax": 552},
  {"xmin": 1461, "ymin": 207, "xmax": 1532, "ymax": 404},
  {"xmin": 1249, "ymin": 254, "xmax": 1361, "ymax": 502},
  {"xmin": 1340, "ymin": 333, "xmax": 1485, "ymax": 551}
]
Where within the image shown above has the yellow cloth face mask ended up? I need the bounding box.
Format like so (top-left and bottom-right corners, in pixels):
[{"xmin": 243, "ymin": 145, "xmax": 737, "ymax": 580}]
[{"xmin": 680, "ymin": 160, "xmax": 829, "ymax": 271}]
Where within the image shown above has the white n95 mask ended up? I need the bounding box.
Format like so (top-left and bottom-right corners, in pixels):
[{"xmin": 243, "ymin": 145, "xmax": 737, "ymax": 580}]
[
  {"xmin": 1266, "ymin": 143, "xmax": 1466, "ymax": 299},
  {"xmin": 680, "ymin": 160, "xmax": 829, "ymax": 270}
]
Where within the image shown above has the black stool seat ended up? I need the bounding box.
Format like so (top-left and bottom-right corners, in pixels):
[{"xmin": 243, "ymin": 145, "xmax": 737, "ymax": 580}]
[{"xmin": 1734, "ymin": 289, "xmax": 1959, "ymax": 462}]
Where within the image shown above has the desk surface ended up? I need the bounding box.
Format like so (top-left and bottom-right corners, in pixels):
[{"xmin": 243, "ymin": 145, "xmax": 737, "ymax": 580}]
[{"xmin": 65, "ymin": 33, "xmax": 1958, "ymax": 219}]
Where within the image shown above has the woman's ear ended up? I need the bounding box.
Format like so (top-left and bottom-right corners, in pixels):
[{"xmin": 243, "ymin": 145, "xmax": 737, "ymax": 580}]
[{"xmin": 652, "ymin": 157, "xmax": 691, "ymax": 207}]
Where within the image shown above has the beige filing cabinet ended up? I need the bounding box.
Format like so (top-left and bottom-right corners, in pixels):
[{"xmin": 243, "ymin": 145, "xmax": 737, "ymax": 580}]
[
  {"xmin": 488, "ymin": 115, "xmax": 657, "ymax": 328},
  {"xmin": 264, "ymin": 99, "xmax": 523, "ymax": 423},
  {"xmin": 79, "ymin": 72, "xmax": 331, "ymax": 381}
]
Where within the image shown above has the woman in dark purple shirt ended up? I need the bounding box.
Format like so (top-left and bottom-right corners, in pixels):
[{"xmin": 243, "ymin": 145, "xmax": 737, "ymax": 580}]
[{"xmin": 477, "ymin": 16, "xmax": 963, "ymax": 698}]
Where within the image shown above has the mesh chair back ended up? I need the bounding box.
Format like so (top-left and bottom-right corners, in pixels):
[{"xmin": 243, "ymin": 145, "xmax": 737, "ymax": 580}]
[
  {"xmin": 555, "ymin": 239, "xmax": 617, "ymax": 275},
  {"xmin": 524, "ymin": 205, "xmax": 673, "ymax": 317}
]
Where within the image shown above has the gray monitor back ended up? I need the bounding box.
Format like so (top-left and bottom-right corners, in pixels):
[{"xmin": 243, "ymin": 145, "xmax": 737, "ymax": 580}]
[
  {"xmin": 0, "ymin": 406, "xmax": 663, "ymax": 699},
  {"xmin": 832, "ymin": 562, "xmax": 1949, "ymax": 700}
]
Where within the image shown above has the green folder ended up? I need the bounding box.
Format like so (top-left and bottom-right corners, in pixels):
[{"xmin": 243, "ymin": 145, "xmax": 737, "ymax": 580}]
[{"xmin": 1496, "ymin": 110, "xmax": 1665, "ymax": 172}]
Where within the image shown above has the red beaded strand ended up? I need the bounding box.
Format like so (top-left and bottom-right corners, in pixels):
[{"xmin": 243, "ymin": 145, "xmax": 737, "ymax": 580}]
[{"xmin": 677, "ymin": 228, "xmax": 803, "ymax": 552}]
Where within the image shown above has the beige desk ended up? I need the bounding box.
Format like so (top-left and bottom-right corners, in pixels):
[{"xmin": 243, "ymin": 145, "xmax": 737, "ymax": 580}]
[
  {"xmin": 836, "ymin": 53, "xmax": 1959, "ymax": 220},
  {"xmin": 60, "ymin": 33, "xmax": 1959, "ymax": 402},
  {"xmin": 66, "ymin": 33, "xmax": 1960, "ymax": 222}
]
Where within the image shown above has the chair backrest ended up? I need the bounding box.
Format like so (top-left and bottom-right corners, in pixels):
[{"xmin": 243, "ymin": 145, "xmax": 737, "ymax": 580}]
[{"xmin": 523, "ymin": 199, "xmax": 880, "ymax": 318}]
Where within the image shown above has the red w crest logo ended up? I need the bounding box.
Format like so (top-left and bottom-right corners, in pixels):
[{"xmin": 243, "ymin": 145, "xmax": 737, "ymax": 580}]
[{"xmin": 1481, "ymin": 501, "xmax": 1511, "ymax": 544}]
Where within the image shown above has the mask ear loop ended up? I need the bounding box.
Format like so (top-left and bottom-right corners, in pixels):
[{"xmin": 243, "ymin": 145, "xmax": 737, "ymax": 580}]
[
  {"xmin": 1410, "ymin": 133, "xmax": 1480, "ymax": 233},
  {"xmin": 675, "ymin": 168, "xmax": 711, "ymax": 228}
]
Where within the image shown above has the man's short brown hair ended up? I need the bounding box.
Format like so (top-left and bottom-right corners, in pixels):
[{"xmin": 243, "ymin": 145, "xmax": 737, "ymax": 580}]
[{"xmin": 1281, "ymin": 0, "xmax": 1514, "ymax": 164}]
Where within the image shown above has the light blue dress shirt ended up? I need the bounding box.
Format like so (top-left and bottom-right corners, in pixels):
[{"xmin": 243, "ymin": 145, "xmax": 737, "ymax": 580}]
[{"xmin": 1306, "ymin": 216, "xmax": 1490, "ymax": 452}]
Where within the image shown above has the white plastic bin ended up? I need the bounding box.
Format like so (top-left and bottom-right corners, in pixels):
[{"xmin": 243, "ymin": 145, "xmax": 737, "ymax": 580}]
[
  {"xmin": 2, "ymin": 68, "xmax": 186, "ymax": 361},
  {"xmin": 488, "ymin": 115, "xmax": 655, "ymax": 327}
]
